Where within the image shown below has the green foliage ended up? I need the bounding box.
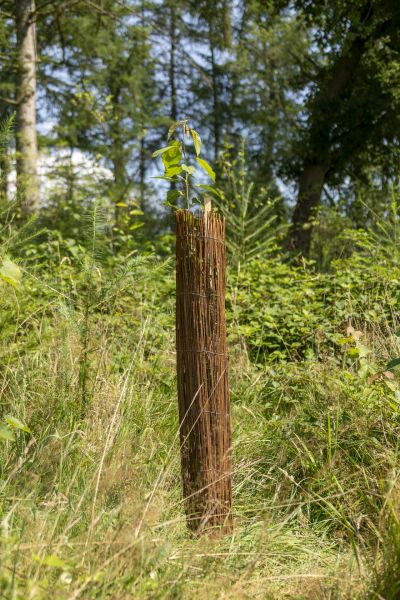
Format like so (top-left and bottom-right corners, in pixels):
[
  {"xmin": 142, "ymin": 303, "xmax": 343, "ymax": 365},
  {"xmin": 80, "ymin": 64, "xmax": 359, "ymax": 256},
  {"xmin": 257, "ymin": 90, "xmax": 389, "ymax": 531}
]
[
  {"xmin": 215, "ymin": 141, "xmax": 285, "ymax": 267},
  {"xmin": 0, "ymin": 425, "xmax": 15, "ymax": 441},
  {"xmin": 41, "ymin": 0, "xmax": 159, "ymax": 223},
  {"xmin": 195, "ymin": 157, "xmax": 215, "ymax": 182},
  {"xmin": 0, "ymin": 257, "xmax": 22, "ymax": 287},
  {"xmin": 153, "ymin": 119, "xmax": 216, "ymax": 210},
  {"xmin": 230, "ymin": 257, "xmax": 328, "ymax": 362},
  {"xmin": 230, "ymin": 219, "xmax": 400, "ymax": 364},
  {"xmin": 0, "ymin": 112, "xmax": 15, "ymax": 149},
  {"xmin": 0, "ymin": 415, "xmax": 31, "ymax": 442},
  {"xmin": 4, "ymin": 415, "xmax": 31, "ymax": 433}
]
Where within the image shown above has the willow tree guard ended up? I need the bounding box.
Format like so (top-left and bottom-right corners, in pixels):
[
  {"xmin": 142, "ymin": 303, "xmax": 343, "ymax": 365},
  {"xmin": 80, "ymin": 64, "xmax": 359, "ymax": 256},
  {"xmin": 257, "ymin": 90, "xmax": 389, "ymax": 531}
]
[{"xmin": 176, "ymin": 209, "xmax": 233, "ymax": 534}]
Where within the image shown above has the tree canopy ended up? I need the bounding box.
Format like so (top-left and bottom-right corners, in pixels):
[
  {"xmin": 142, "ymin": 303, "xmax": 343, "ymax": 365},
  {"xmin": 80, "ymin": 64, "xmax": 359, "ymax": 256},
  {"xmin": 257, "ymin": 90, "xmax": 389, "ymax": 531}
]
[{"xmin": 1, "ymin": 0, "xmax": 399, "ymax": 251}]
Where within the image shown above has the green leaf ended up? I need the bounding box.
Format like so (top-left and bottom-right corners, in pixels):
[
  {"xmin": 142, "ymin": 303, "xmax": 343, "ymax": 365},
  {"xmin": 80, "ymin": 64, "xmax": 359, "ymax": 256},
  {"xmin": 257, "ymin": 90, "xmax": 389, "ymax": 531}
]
[
  {"xmin": 196, "ymin": 158, "xmax": 216, "ymax": 182},
  {"xmin": 0, "ymin": 425, "xmax": 15, "ymax": 441},
  {"xmin": 181, "ymin": 164, "xmax": 196, "ymax": 175},
  {"xmin": 165, "ymin": 165, "xmax": 182, "ymax": 177},
  {"xmin": 129, "ymin": 223, "xmax": 145, "ymax": 231},
  {"xmin": 115, "ymin": 202, "xmax": 128, "ymax": 207},
  {"xmin": 387, "ymin": 358, "xmax": 400, "ymax": 371},
  {"xmin": 152, "ymin": 145, "xmax": 177, "ymax": 158},
  {"xmin": 34, "ymin": 554, "xmax": 70, "ymax": 569},
  {"xmin": 5, "ymin": 415, "xmax": 31, "ymax": 433},
  {"xmin": 0, "ymin": 258, "xmax": 22, "ymax": 287},
  {"xmin": 167, "ymin": 190, "xmax": 182, "ymax": 204},
  {"xmin": 168, "ymin": 120, "xmax": 183, "ymax": 140},
  {"xmin": 163, "ymin": 200, "xmax": 178, "ymax": 209},
  {"xmin": 162, "ymin": 140, "xmax": 182, "ymax": 170},
  {"xmin": 195, "ymin": 184, "xmax": 223, "ymax": 198},
  {"xmin": 347, "ymin": 348, "xmax": 360, "ymax": 358},
  {"xmin": 191, "ymin": 129, "xmax": 202, "ymax": 156},
  {"xmin": 129, "ymin": 209, "xmax": 144, "ymax": 216},
  {"xmin": 336, "ymin": 336, "xmax": 353, "ymax": 345}
]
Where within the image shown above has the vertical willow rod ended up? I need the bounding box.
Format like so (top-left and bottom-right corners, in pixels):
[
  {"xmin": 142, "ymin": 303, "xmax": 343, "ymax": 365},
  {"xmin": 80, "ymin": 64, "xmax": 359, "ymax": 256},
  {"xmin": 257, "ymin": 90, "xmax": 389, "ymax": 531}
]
[{"xmin": 175, "ymin": 209, "xmax": 233, "ymax": 534}]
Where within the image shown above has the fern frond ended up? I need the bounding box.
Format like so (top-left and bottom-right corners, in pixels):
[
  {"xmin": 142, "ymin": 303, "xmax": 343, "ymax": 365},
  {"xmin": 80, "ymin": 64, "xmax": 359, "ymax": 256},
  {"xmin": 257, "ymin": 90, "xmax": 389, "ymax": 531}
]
[
  {"xmin": 216, "ymin": 140, "xmax": 286, "ymax": 267},
  {"xmin": 81, "ymin": 200, "xmax": 108, "ymax": 263},
  {"xmin": 0, "ymin": 113, "xmax": 15, "ymax": 150}
]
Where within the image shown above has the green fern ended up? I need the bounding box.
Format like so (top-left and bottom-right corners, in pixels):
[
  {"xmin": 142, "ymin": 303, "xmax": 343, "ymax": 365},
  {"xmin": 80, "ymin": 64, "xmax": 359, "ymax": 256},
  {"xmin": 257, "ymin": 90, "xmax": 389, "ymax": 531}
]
[
  {"xmin": 80, "ymin": 200, "xmax": 108, "ymax": 264},
  {"xmin": 214, "ymin": 140, "xmax": 285, "ymax": 268},
  {"xmin": 0, "ymin": 112, "xmax": 15, "ymax": 150}
]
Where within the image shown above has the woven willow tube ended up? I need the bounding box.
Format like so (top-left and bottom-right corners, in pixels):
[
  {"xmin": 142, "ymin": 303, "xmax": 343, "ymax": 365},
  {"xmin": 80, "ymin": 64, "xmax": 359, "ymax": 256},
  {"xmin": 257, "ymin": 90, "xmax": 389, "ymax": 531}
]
[{"xmin": 175, "ymin": 209, "xmax": 233, "ymax": 534}]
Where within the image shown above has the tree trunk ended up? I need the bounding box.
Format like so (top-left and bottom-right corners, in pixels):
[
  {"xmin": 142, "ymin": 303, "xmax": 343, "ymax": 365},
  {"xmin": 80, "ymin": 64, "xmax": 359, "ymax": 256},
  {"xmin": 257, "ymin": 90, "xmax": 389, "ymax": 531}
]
[
  {"xmin": 15, "ymin": 0, "xmax": 39, "ymax": 214},
  {"xmin": 169, "ymin": 5, "xmax": 177, "ymax": 123},
  {"xmin": 289, "ymin": 164, "xmax": 326, "ymax": 253},
  {"xmin": 112, "ymin": 141, "xmax": 126, "ymax": 229},
  {"xmin": 289, "ymin": 4, "xmax": 376, "ymax": 252},
  {"xmin": 168, "ymin": 5, "xmax": 178, "ymax": 221},
  {"xmin": 66, "ymin": 150, "xmax": 75, "ymax": 204},
  {"xmin": 139, "ymin": 132, "xmax": 146, "ymax": 208},
  {"xmin": 110, "ymin": 88, "xmax": 127, "ymax": 229},
  {"xmin": 0, "ymin": 149, "xmax": 9, "ymax": 206},
  {"xmin": 209, "ymin": 33, "xmax": 220, "ymax": 163}
]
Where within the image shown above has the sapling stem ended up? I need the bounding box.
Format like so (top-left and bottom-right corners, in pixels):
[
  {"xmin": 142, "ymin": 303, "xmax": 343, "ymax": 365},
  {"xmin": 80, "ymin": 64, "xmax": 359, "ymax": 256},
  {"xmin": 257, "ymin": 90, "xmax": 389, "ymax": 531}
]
[{"xmin": 181, "ymin": 121, "xmax": 190, "ymax": 209}]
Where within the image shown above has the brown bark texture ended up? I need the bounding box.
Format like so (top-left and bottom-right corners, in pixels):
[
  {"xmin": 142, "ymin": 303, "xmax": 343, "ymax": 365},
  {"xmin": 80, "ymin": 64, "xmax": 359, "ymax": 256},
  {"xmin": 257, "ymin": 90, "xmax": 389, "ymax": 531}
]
[
  {"xmin": 290, "ymin": 164, "xmax": 326, "ymax": 253},
  {"xmin": 290, "ymin": 13, "xmax": 373, "ymax": 252},
  {"xmin": 175, "ymin": 210, "xmax": 233, "ymax": 535}
]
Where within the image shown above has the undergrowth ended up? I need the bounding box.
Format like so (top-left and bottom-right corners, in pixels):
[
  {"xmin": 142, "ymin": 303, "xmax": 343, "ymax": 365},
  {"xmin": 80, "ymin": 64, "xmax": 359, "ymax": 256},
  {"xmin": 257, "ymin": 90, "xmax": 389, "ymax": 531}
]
[{"xmin": 1, "ymin": 214, "xmax": 400, "ymax": 598}]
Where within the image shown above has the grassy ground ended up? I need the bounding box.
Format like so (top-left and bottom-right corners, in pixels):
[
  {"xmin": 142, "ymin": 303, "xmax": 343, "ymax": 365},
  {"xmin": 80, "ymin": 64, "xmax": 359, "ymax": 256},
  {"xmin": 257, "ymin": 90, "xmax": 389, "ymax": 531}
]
[{"xmin": 1, "ymin": 252, "xmax": 400, "ymax": 599}]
